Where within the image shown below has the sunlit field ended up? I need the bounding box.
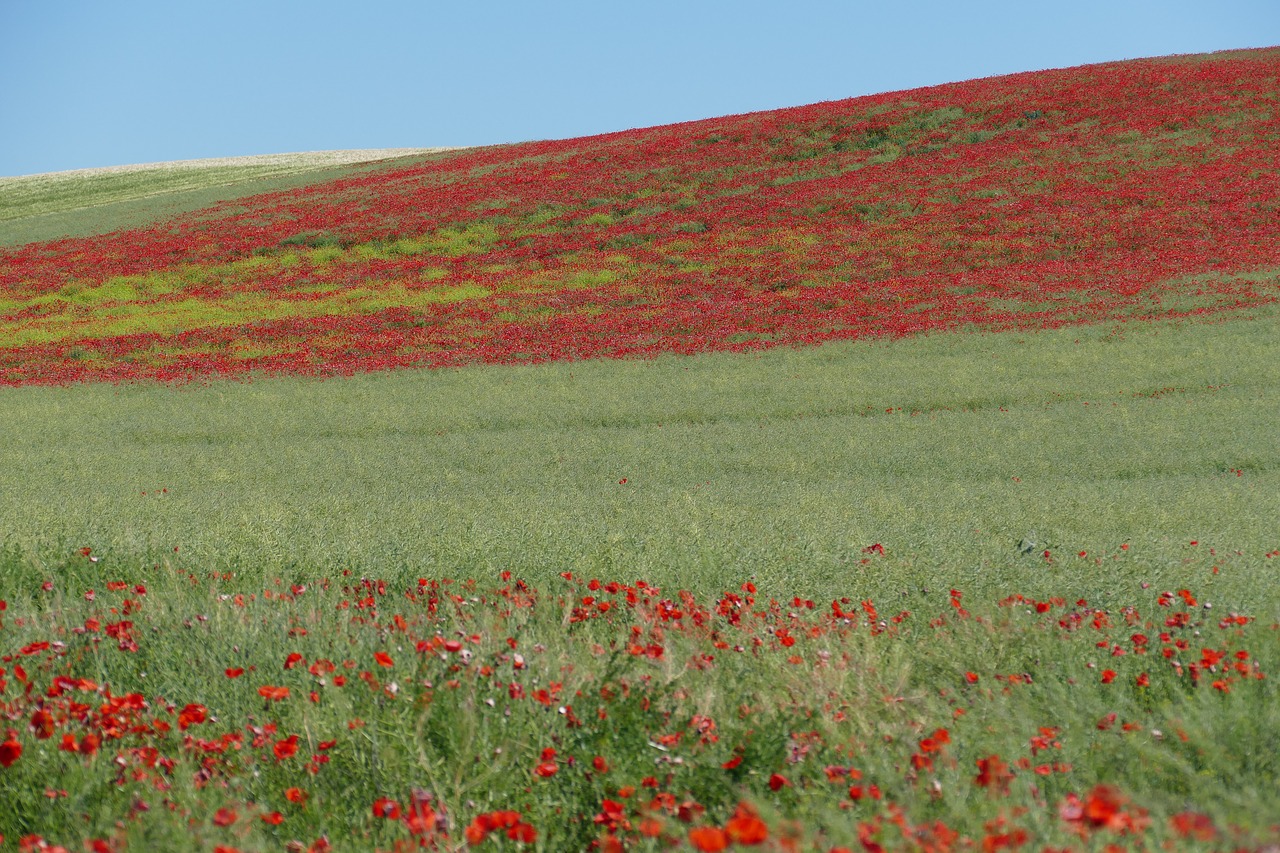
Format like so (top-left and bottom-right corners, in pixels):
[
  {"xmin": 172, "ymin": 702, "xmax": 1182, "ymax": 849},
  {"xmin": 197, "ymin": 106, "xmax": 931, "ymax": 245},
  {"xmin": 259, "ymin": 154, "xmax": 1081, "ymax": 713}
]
[
  {"xmin": 2, "ymin": 314, "xmax": 1277, "ymax": 851},
  {"xmin": 0, "ymin": 150, "xmax": 448, "ymax": 249},
  {"xmin": 1, "ymin": 47, "xmax": 1278, "ymax": 853}
]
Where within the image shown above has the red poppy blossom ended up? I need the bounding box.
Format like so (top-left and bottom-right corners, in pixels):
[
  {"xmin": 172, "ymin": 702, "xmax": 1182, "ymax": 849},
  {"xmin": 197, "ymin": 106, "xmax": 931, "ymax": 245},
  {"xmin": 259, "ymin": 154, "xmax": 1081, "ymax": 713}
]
[
  {"xmin": 1169, "ymin": 810, "xmax": 1216, "ymax": 840},
  {"xmin": 464, "ymin": 820, "xmax": 487, "ymax": 846},
  {"xmin": 404, "ymin": 791, "xmax": 437, "ymax": 836},
  {"xmin": 372, "ymin": 798, "xmax": 401, "ymax": 819},
  {"xmin": 688, "ymin": 826, "xmax": 729, "ymax": 852},
  {"xmin": 1082, "ymin": 785, "xmax": 1125, "ymax": 826},
  {"xmin": 78, "ymin": 733, "xmax": 101, "ymax": 756},
  {"xmin": 506, "ymin": 822, "xmax": 536, "ymax": 843},
  {"xmin": 29, "ymin": 710, "xmax": 55, "ymax": 739},
  {"xmin": 724, "ymin": 803, "xmax": 769, "ymax": 844},
  {"xmin": 373, "ymin": 651, "xmax": 394, "ymax": 668},
  {"xmin": 178, "ymin": 703, "xmax": 209, "ymax": 730},
  {"xmin": 0, "ymin": 736, "xmax": 21, "ymax": 768},
  {"xmin": 975, "ymin": 755, "xmax": 1014, "ymax": 794},
  {"xmin": 273, "ymin": 735, "xmax": 300, "ymax": 760}
]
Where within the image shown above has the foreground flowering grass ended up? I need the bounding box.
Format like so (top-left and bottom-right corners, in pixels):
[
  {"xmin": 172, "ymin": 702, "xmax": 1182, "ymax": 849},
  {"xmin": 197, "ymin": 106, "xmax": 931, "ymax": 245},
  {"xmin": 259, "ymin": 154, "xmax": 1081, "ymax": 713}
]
[
  {"xmin": 1, "ymin": 47, "xmax": 1278, "ymax": 384},
  {"xmin": 0, "ymin": 304, "xmax": 1276, "ymax": 848},
  {"xmin": 1, "ymin": 541, "xmax": 1276, "ymax": 851},
  {"xmin": 2, "ymin": 46, "xmax": 1278, "ymax": 852}
]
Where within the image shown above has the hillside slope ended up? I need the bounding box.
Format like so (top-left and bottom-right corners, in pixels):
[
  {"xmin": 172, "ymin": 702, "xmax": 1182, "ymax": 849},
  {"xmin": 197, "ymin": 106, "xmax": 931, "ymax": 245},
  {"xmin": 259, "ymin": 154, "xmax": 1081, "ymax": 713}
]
[
  {"xmin": 1, "ymin": 47, "xmax": 1277, "ymax": 385},
  {"xmin": 0, "ymin": 149, "xmax": 450, "ymax": 248}
]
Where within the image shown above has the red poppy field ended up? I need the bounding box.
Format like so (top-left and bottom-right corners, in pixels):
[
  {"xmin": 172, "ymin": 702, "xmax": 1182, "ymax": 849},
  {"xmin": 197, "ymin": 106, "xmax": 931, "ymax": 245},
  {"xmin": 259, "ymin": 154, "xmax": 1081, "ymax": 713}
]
[
  {"xmin": 0, "ymin": 538, "xmax": 1277, "ymax": 852},
  {"xmin": 1, "ymin": 48, "xmax": 1277, "ymax": 385},
  {"xmin": 1, "ymin": 47, "xmax": 1279, "ymax": 852}
]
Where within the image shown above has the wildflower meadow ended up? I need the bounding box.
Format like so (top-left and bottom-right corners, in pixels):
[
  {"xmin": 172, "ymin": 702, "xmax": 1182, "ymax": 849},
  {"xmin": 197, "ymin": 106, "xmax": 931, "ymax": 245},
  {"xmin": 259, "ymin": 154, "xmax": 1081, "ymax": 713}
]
[{"xmin": 0, "ymin": 47, "xmax": 1277, "ymax": 852}]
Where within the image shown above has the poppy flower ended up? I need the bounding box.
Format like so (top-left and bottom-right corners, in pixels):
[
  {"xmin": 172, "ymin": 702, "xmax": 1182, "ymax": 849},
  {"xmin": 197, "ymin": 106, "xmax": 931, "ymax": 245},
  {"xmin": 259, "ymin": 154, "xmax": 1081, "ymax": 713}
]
[
  {"xmin": 273, "ymin": 735, "xmax": 300, "ymax": 760},
  {"xmin": 372, "ymin": 798, "xmax": 401, "ymax": 819},
  {"xmin": 724, "ymin": 803, "xmax": 768, "ymax": 844},
  {"xmin": 1084, "ymin": 787, "xmax": 1132, "ymax": 828},
  {"xmin": 464, "ymin": 820, "xmax": 487, "ymax": 845},
  {"xmin": 258, "ymin": 686, "xmax": 290, "ymax": 701},
  {"xmin": 374, "ymin": 651, "xmax": 394, "ymax": 668},
  {"xmin": 975, "ymin": 755, "xmax": 1014, "ymax": 794},
  {"xmin": 29, "ymin": 710, "xmax": 55, "ymax": 739},
  {"xmin": 688, "ymin": 826, "xmax": 729, "ymax": 852},
  {"xmin": 79, "ymin": 733, "xmax": 101, "ymax": 756},
  {"xmin": 178, "ymin": 703, "xmax": 209, "ymax": 730},
  {"xmin": 1170, "ymin": 810, "xmax": 1216, "ymax": 840},
  {"xmin": 0, "ymin": 736, "xmax": 21, "ymax": 768},
  {"xmin": 506, "ymin": 822, "xmax": 536, "ymax": 843},
  {"xmin": 213, "ymin": 808, "xmax": 238, "ymax": 827},
  {"xmin": 639, "ymin": 817, "xmax": 666, "ymax": 837},
  {"xmin": 404, "ymin": 791, "xmax": 437, "ymax": 836}
]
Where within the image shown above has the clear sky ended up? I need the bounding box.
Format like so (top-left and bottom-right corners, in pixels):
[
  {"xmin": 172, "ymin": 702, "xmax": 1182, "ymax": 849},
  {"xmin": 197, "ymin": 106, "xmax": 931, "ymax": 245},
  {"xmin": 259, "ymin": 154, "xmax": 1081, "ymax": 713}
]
[{"xmin": 2, "ymin": 0, "xmax": 1277, "ymax": 177}]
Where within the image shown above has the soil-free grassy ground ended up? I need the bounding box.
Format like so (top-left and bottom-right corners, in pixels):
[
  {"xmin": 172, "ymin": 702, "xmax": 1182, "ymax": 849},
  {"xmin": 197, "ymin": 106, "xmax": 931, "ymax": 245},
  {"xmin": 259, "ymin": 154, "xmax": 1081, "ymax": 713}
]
[
  {"xmin": 2, "ymin": 311, "xmax": 1276, "ymax": 597},
  {"xmin": 0, "ymin": 313, "xmax": 1277, "ymax": 851},
  {"xmin": 0, "ymin": 150, "xmax": 452, "ymax": 247}
]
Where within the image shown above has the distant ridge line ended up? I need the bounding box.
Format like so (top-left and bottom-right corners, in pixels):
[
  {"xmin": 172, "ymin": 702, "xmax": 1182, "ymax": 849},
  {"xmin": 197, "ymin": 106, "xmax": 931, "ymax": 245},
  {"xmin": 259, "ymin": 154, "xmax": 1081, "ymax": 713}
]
[{"xmin": 3, "ymin": 148, "xmax": 465, "ymax": 181}]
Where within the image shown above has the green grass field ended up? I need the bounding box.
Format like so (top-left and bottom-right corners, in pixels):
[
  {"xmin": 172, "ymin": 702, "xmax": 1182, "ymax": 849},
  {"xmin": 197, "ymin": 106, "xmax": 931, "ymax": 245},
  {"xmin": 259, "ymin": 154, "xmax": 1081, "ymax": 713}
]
[
  {"xmin": 3, "ymin": 310, "xmax": 1276, "ymax": 599},
  {"xmin": 1, "ymin": 310, "xmax": 1277, "ymax": 850},
  {"xmin": 0, "ymin": 150, "xmax": 449, "ymax": 247}
]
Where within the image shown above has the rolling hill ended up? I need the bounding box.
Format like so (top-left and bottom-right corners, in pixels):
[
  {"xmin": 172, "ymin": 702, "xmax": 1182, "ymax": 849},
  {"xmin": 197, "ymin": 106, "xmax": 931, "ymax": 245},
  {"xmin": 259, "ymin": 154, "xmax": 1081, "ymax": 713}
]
[
  {"xmin": 1, "ymin": 47, "xmax": 1277, "ymax": 385},
  {"xmin": 2, "ymin": 48, "xmax": 1280, "ymax": 852}
]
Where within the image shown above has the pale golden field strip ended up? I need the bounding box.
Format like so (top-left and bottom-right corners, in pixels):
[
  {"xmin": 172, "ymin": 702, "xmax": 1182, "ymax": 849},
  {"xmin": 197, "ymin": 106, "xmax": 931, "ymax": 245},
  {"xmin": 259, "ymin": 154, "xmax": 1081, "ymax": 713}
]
[
  {"xmin": 0, "ymin": 148, "xmax": 467, "ymax": 246},
  {"xmin": 2, "ymin": 148, "xmax": 456, "ymax": 181}
]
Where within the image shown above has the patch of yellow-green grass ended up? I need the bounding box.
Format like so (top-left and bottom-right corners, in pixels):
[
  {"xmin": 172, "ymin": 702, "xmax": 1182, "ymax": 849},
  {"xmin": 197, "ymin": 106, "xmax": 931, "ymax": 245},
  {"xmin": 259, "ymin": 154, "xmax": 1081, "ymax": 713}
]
[{"xmin": 3, "ymin": 280, "xmax": 496, "ymax": 346}]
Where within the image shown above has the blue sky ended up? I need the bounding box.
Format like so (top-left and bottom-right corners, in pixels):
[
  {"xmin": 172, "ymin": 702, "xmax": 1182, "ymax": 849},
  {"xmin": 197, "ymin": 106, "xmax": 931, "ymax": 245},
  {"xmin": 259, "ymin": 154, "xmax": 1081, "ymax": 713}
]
[{"xmin": 2, "ymin": 0, "xmax": 1277, "ymax": 176}]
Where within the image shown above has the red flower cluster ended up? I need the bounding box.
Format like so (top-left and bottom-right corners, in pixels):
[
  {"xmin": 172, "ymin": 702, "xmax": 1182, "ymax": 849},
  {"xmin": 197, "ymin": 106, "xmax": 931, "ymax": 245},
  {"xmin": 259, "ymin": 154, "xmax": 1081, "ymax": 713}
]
[
  {"xmin": 0, "ymin": 555, "xmax": 1274, "ymax": 850},
  {"xmin": 1, "ymin": 49, "xmax": 1277, "ymax": 385}
]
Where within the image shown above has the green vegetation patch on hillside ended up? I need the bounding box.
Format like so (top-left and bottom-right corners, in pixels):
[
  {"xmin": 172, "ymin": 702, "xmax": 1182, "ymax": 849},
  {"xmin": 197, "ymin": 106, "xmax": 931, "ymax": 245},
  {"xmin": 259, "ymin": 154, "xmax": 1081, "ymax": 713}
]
[{"xmin": 0, "ymin": 150, "xmax": 454, "ymax": 247}]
